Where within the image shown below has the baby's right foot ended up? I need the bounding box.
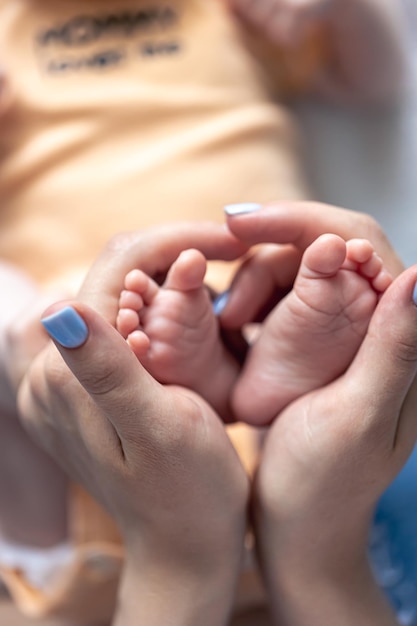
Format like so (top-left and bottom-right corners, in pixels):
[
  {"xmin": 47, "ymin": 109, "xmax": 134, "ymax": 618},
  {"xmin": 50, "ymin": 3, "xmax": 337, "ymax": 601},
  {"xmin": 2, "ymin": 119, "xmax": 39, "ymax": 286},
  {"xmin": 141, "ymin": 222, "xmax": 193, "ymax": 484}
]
[
  {"xmin": 117, "ymin": 249, "xmax": 239, "ymax": 421},
  {"xmin": 232, "ymin": 234, "xmax": 392, "ymax": 426}
]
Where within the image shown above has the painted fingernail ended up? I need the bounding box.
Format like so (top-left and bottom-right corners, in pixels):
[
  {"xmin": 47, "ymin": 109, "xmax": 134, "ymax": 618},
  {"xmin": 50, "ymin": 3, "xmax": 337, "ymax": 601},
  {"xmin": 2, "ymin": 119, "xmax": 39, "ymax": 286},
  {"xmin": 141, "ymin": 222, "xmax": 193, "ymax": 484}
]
[
  {"xmin": 224, "ymin": 202, "xmax": 262, "ymax": 216},
  {"xmin": 212, "ymin": 290, "xmax": 230, "ymax": 316},
  {"xmin": 413, "ymin": 282, "xmax": 417, "ymax": 306},
  {"xmin": 41, "ymin": 306, "xmax": 88, "ymax": 348}
]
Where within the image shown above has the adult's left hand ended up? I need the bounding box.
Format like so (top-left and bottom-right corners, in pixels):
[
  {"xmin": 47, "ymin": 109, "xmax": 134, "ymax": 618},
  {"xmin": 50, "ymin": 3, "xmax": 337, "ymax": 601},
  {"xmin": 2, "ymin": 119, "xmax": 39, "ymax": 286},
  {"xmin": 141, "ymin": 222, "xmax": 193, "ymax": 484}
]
[
  {"xmin": 17, "ymin": 222, "xmax": 250, "ymax": 624},
  {"xmin": 220, "ymin": 200, "xmax": 403, "ymax": 328}
]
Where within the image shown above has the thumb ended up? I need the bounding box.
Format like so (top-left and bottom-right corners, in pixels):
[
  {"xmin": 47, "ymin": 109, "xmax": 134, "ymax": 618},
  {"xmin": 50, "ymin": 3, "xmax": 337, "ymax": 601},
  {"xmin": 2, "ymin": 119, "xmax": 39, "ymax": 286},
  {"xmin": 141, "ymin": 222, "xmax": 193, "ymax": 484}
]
[{"xmin": 40, "ymin": 301, "xmax": 164, "ymax": 439}]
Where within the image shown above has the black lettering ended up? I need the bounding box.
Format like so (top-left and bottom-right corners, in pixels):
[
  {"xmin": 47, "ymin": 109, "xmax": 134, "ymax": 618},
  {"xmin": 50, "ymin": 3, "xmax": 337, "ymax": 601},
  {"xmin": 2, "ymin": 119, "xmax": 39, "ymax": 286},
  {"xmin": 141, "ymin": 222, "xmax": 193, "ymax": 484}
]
[
  {"xmin": 61, "ymin": 16, "xmax": 101, "ymax": 46},
  {"xmin": 158, "ymin": 7, "xmax": 177, "ymax": 28},
  {"xmin": 37, "ymin": 7, "xmax": 178, "ymax": 48},
  {"xmin": 46, "ymin": 48, "xmax": 125, "ymax": 74},
  {"xmin": 39, "ymin": 16, "xmax": 100, "ymax": 47},
  {"xmin": 86, "ymin": 49, "xmax": 125, "ymax": 67},
  {"xmin": 140, "ymin": 40, "xmax": 180, "ymax": 57},
  {"xmin": 97, "ymin": 9, "xmax": 171, "ymax": 37},
  {"xmin": 38, "ymin": 28, "xmax": 63, "ymax": 47},
  {"xmin": 47, "ymin": 58, "xmax": 83, "ymax": 73}
]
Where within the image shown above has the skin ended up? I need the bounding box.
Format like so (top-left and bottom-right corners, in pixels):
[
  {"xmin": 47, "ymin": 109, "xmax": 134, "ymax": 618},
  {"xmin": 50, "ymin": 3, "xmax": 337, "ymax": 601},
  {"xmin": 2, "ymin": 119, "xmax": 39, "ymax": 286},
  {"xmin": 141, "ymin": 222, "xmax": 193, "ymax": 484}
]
[
  {"xmin": 13, "ymin": 205, "xmax": 417, "ymax": 625},
  {"xmin": 223, "ymin": 201, "xmax": 416, "ymax": 625},
  {"xmin": 0, "ymin": 265, "xmax": 69, "ymax": 547},
  {"xmin": 17, "ymin": 222, "xmax": 249, "ymax": 626},
  {"xmin": 231, "ymin": 234, "xmax": 391, "ymax": 426},
  {"xmin": 225, "ymin": 0, "xmax": 407, "ymax": 104},
  {"xmin": 253, "ymin": 263, "xmax": 417, "ymax": 626},
  {"xmin": 221, "ymin": 201, "xmax": 404, "ymax": 329}
]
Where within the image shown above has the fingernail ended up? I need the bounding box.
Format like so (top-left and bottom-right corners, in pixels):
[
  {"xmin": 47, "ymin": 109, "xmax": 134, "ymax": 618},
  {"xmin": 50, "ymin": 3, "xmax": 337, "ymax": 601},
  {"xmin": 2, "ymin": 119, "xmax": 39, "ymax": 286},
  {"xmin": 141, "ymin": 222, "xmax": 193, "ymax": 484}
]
[
  {"xmin": 41, "ymin": 306, "xmax": 88, "ymax": 348},
  {"xmin": 413, "ymin": 282, "xmax": 417, "ymax": 306},
  {"xmin": 212, "ymin": 290, "xmax": 230, "ymax": 316},
  {"xmin": 224, "ymin": 202, "xmax": 262, "ymax": 216}
]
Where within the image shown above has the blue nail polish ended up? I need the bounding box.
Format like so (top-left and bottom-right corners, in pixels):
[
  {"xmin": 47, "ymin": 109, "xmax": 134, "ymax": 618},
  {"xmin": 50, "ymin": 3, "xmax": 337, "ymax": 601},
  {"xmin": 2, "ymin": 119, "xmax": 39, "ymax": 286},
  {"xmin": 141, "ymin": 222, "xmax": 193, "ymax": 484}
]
[
  {"xmin": 224, "ymin": 202, "xmax": 262, "ymax": 216},
  {"xmin": 413, "ymin": 282, "xmax": 417, "ymax": 306},
  {"xmin": 41, "ymin": 306, "xmax": 88, "ymax": 348},
  {"xmin": 212, "ymin": 290, "xmax": 230, "ymax": 316}
]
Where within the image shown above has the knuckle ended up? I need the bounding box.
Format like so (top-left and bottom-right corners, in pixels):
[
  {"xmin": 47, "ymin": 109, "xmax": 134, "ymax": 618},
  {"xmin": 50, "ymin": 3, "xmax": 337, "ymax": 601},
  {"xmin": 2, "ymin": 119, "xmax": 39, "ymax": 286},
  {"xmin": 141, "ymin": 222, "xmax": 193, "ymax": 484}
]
[
  {"xmin": 361, "ymin": 214, "xmax": 390, "ymax": 246},
  {"xmin": 105, "ymin": 231, "xmax": 134, "ymax": 255},
  {"xmin": 44, "ymin": 349, "xmax": 74, "ymax": 388},
  {"xmin": 394, "ymin": 336, "xmax": 417, "ymax": 365},
  {"xmin": 81, "ymin": 361, "xmax": 123, "ymax": 397},
  {"xmin": 359, "ymin": 212, "xmax": 380, "ymax": 235}
]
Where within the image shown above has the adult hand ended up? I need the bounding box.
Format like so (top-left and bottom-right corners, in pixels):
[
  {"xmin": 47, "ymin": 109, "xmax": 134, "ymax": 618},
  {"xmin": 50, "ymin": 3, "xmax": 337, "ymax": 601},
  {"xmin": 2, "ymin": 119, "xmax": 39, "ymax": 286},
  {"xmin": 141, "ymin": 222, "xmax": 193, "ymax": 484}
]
[
  {"xmin": 220, "ymin": 201, "xmax": 403, "ymax": 328},
  {"xmin": 222, "ymin": 202, "xmax": 412, "ymax": 625},
  {"xmin": 17, "ymin": 222, "xmax": 249, "ymax": 625},
  {"xmin": 253, "ymin": 263, "xmax": 417, "ymax": 626}
]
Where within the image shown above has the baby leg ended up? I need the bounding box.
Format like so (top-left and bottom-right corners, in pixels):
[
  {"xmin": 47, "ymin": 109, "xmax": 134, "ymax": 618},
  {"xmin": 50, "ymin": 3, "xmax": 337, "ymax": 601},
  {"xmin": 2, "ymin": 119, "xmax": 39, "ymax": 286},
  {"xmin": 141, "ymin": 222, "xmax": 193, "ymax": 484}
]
[
  {"xmin": 117, "ymin": 249, "xmax": 239, "ymax": 420},
  {"xmin": 232, "ymin": 234, "xmax": 392, "ymax": 426}
]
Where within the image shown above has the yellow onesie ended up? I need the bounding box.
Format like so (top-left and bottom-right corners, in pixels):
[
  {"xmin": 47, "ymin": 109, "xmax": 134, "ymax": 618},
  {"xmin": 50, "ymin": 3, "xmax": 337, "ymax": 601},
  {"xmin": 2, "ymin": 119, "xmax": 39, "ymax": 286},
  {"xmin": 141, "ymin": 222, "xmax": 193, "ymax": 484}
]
[{"xmin": 0, "ymin": 0, "xmax": 326, "ymax": 620}]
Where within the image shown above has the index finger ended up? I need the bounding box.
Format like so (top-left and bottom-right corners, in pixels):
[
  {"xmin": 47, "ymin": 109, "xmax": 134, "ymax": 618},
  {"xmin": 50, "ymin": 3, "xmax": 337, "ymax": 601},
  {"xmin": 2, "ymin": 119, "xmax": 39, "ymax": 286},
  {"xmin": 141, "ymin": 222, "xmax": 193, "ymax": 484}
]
[
  {"xmin": 79, "ymin": 221, "xmax": 248, "ymax": 321},
  {"xmin": 225, "ymin": 201, "xmax": 405, "ymax": 277}
]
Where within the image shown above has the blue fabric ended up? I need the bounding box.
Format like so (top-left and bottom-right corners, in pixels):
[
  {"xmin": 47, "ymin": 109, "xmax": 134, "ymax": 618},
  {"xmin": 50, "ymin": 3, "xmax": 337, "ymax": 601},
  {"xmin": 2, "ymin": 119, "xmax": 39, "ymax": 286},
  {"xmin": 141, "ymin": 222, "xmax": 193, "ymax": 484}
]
[{"xmin": 370, "ymin": 444, "xmax": 417, "ymax": 626}]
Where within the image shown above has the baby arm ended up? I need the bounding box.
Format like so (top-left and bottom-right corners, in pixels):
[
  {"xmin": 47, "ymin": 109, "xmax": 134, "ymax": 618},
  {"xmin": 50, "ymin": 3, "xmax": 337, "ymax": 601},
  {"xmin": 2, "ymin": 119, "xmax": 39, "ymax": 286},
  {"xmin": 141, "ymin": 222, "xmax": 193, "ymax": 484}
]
[
  {"xmin": 0, "ymin": 262, "xmax": 40, "ymax": 411},
  {"xmin": 0, "ymin": 263, "xmax": 68, "ymax": 550},
  {"xmin": 312, "ymin": 0, "xmax": 408, "ymax": 104},
  {"xmin": 226, "ymin": 0, "xmax": 408, "ymax": 104}
]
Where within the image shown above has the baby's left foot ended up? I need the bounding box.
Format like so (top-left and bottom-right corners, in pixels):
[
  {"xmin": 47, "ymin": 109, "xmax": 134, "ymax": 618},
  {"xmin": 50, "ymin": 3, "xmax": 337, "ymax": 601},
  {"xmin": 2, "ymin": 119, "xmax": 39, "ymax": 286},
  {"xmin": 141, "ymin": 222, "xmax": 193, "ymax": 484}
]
[
  {"xmin": 116, "ymin": 249, "xmax": 238, "ymax": 420},
  {"xmin": 232, "ymin": 234, "xmax": 392, "ymax": 426}
]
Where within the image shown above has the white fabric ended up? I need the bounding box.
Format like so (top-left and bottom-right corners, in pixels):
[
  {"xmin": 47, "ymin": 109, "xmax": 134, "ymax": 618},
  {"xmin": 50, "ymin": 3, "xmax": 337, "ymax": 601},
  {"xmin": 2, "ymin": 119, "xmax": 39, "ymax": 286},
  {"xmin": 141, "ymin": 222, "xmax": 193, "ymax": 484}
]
[{"xmin": 0, "ymin": 539, "xmax": 75, "ymax": 590}]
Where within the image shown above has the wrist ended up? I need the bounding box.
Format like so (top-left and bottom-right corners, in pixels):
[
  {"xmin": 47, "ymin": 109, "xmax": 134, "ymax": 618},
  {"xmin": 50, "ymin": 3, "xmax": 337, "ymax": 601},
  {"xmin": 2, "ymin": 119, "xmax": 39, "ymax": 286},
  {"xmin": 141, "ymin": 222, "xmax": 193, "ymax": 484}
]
[
  {"xmin": 267, "ymin": 559, "xmax": 398, "ymax": 626},
  {"xmin": 114, "ymin": 548, "xmax": 243, "ymax": 626},
  {"xmin": 254, "ymin": 497, "xmax": 398, "ymax": 625}
]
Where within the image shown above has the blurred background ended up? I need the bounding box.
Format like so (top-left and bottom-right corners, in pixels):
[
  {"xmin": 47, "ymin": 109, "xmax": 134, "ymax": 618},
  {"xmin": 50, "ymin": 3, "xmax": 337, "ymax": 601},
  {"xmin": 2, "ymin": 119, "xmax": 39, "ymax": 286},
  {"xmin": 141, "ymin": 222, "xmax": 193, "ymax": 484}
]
[{"xmin": 296, "ymin": 0, "xmax": 417, "ymax": 268}]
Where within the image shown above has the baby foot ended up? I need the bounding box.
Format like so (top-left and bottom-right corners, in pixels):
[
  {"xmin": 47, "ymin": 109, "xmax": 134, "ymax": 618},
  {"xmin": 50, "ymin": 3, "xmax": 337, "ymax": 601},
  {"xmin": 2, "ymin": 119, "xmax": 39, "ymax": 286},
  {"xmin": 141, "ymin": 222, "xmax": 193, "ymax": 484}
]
[
  {"xmin": 232, "ymin": 234, "xmax": 392, "ymax": 426},
  {"xmin": 117, "ymin": 249, "xmax": 239, "ymax": 420}
]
